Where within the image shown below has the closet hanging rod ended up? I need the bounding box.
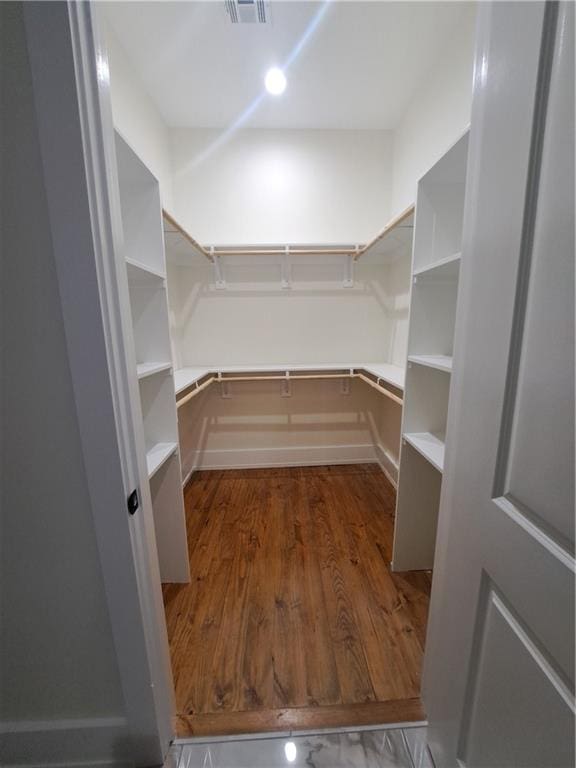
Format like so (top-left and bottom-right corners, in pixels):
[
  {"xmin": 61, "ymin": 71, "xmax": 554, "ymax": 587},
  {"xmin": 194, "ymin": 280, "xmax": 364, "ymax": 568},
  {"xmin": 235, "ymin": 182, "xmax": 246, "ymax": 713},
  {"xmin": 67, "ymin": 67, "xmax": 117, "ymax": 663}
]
[
  {"xmin": 162, "ymin": 209, "xmax": 214, "ymax": 263},
  {"xmin": 354, "ymin": 373, "xmax": 403, "ymax": 405},
  {"xmin": 176, "ymin": 371, "xmax": 403, "ymax": 408},
  {"xmin": 354, "ymin": 203, "xmax": 415, "ymax": 261},
  {"xmin": 208, "ymin": 247, "xmax": 359, "ymax": 257},
  {"xmin": 175, "ymin": 376, "xmax": 216, "ymax": 409},
  {"xmin": 163, "ymin": 205, "xmax": 415, "ymax": 264}
]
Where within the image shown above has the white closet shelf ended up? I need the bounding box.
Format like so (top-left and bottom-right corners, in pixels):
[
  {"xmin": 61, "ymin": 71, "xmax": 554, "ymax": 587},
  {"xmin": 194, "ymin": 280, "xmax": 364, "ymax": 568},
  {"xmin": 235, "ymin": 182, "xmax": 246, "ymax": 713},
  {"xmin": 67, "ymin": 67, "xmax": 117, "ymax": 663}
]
[
  {"xmin": 146, "ymin": 442, "xmax": 178, "ymax": 478},
  {"xmin": 413, "ymin": 252, "xmax": 461, "ymax": 279},
  {"xmin": 137, "ymin": 362, "xmax": 172, "ymax": 380},
  {"xmin": 408, "ymin": 355, "xmax": 453, "ymax": 373},
  {"xmin": 174, "ymin": 367, "xmax": 215, "ymax": 394},
  {"xmin": 175, "ymin": 362, "xmax": 405, "ymax": 396},
  {"xmin": 403, "ymin": 432, "xmax": 445, "ymax": 472},
  {"xmin": 362, "ymin": 363, "xmax": 405, "ymax": 390},
  {"xmin": 126, "ymin": 257, "xmax": 166, "ymax": 282}
]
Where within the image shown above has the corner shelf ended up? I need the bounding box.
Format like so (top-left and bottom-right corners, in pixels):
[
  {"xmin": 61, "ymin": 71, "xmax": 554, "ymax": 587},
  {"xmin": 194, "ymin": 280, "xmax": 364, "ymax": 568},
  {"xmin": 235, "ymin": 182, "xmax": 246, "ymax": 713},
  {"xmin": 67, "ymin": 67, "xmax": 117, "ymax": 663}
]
[
  {"xmin": 146, "ymin": 441, "xmax": 178, "ymax": 479},
  {"xmin": 403, "ymin": 432, "xmax": 445, "ymax": 472},
  {"xmin": 408, "ymin": 355, "xmax": 452, "ymax": 373},
  {"xmin": 137, "ymin": 362, "xmax": 172, "ymax": 380}
]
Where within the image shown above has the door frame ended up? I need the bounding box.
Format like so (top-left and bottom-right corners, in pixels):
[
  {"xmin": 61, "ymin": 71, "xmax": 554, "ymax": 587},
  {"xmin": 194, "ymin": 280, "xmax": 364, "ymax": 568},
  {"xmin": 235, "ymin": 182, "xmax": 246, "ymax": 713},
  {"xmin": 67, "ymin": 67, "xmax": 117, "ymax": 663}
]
[{"xmin": 22, "ymin": 2, "xmax": 174, "ymax": 763}]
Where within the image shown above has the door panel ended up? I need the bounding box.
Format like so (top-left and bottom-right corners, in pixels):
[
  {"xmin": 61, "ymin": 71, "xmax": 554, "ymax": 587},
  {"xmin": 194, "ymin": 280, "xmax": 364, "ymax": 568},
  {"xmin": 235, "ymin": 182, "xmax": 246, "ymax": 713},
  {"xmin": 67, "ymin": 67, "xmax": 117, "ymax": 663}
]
[
  {"xmin": 423, "ymin": 3, "xmax": 575, "ymax": 766},
  {"xmin": 461, "ymin": 584, "xmax": 573, "ymax": 768},
  {"xmin": 504, "ymin": 0, "xmax": 575, "ymax": 546}
]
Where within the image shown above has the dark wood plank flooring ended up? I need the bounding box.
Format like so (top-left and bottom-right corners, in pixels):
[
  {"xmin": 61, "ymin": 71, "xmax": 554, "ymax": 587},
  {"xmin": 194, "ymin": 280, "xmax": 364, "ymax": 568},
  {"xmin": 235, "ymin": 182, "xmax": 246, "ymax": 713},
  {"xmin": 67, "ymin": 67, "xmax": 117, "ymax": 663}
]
[{"xmin": 162, "ymin": 464, "xmax": 431, "ymax": 737}]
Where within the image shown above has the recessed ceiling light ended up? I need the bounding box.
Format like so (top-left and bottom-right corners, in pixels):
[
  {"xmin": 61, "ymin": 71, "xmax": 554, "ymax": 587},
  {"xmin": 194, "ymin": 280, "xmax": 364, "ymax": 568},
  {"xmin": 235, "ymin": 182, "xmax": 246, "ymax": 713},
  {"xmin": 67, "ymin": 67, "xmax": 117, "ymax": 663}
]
[{"xmin": 265, "ymin": 67, "xmax": 287, "ymax": 96}]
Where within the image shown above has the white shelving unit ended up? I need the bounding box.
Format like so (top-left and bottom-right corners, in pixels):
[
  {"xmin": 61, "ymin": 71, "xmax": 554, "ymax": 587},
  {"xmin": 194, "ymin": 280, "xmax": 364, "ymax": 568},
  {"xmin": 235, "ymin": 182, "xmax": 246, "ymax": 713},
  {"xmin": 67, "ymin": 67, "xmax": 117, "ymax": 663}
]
[
  {"xmin": 392, "ymin": 130, "xmax": 469, "ymax": 571},
  {"xmin": 116, "ymin": 133, "xmax": 189, "ymax": 583}
]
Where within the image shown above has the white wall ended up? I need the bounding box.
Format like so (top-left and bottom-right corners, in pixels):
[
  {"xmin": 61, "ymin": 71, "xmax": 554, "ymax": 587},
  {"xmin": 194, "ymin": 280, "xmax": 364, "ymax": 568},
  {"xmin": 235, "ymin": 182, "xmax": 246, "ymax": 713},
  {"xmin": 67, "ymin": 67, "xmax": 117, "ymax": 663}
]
[
  {"xmin": 168, "ymin": 261, "xmax": 396, "ymax": 367},
  {"xmin": 391, "ymin": 5, "xmax": 477, "ymax": 216},
  {"xmin": 177, "ymin": 376, "xmax": 399, "ymax": 480},
  {"xmin": 1, "ymin": 0, "xmax": 125, "ymax": 753},
  {"xmin": 99, "ymin": 14, "xmax": 175, "ymax": 212},
  {"xmin": 170, "ymin": 128, "xmax": 393, "ymax": 244},
  {"xmin": 167, "ymin": 250, "xmax": 410, "ymax": 482}
]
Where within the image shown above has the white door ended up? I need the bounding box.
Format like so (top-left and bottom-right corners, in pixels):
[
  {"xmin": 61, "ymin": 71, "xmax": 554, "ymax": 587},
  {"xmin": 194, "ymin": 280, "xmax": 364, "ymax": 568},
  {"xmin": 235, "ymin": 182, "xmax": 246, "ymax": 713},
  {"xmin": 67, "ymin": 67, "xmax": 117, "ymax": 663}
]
[{"xmin": 423, "ymin": 3, "xmax": 574, "ymax": 767}]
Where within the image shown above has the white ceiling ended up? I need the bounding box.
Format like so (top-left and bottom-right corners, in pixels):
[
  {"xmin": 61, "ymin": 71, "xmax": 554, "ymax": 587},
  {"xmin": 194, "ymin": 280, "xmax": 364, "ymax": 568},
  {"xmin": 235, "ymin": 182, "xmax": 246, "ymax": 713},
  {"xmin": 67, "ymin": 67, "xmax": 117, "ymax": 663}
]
[{"xmin": 101, "ymin": 1, "xmax": 473, "ymax": 130}]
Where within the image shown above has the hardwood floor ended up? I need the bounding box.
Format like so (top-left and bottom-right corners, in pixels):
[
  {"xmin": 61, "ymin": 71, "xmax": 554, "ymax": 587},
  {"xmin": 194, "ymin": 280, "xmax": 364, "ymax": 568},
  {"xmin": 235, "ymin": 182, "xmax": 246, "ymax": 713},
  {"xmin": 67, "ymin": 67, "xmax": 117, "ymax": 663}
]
[{"xmin": 162, "ymin": 464, "xmax": 432, "ymax": 738}]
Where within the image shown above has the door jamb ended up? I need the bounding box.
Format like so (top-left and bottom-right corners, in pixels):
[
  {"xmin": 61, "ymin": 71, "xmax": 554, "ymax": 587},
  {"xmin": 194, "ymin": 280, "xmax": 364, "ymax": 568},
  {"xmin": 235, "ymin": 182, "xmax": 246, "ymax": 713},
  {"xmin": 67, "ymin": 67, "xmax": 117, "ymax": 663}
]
[{"xmin": 23, "ymin": 2, "xmax": 174, "ymax": 763}]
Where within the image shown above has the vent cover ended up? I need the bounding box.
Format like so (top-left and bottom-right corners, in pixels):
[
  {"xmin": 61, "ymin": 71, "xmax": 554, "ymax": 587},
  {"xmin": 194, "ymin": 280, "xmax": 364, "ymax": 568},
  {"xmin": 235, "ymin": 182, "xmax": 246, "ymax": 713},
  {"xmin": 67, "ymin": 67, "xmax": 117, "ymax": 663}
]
[{"xmin": 225, "ymin": 0, "xmax": 268, "ymax": 24}]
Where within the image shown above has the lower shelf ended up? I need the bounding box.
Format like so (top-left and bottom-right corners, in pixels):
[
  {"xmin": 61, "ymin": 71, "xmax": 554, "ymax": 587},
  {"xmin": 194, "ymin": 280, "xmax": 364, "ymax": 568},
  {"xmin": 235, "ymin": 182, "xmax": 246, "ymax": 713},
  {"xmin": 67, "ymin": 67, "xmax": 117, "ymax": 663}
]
[
  {"xmin": 403, "ymin": 432, "xmax": 445, "ymax": 473},
  {"xmin": 146, "ymin": 441, "xmax": 177, "ymax": 478}
]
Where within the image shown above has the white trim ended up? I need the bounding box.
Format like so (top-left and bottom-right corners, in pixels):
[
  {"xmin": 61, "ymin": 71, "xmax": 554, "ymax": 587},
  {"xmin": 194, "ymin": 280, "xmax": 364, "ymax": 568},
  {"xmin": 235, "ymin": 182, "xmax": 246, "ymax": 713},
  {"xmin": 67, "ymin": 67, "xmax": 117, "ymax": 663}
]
[
  {"xmin": 22, "ymin": 3, "xmax": 173, "ymax": 765},
  {"xmin": 186, "ymin": 443, "xmax": 380, "ymax": 471},
  {"xmin": 181, "ymin": 443, "xmax": 398, "ymax": 486},
  {"xmin": 374, "ymin": 443, "xmax": 399, "ymax": 488},
  {"xmin": 1, "ymin": 717, "xmax": 129, "ymax": 767},
  {"xmin": 174, "ymin": 720, "xmax": 428, "ymax": 745}
]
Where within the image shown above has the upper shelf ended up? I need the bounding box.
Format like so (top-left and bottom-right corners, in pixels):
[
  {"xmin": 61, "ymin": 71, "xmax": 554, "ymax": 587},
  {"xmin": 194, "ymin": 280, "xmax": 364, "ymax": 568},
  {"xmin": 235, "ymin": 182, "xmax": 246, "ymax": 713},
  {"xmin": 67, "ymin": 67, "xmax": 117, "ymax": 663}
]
[
  {"xmin": 163, "ymin": 209, "xmax": 213, "ymax": 266},
  {"xmin": 162, "ymin": 205, "xmax": 415, "ymax": 270},
  {"xmin": 354, "ymin": 205, "xmax": 415, "ymax": 265}
]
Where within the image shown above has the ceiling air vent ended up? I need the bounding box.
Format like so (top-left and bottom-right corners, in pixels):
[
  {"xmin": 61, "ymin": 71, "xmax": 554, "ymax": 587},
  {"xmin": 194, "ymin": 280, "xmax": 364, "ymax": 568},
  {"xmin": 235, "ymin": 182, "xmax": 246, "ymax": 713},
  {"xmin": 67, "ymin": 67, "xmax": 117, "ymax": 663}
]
[{"xmin": 225, "ymin": 0, "xmax": 269, "ymax": 24}]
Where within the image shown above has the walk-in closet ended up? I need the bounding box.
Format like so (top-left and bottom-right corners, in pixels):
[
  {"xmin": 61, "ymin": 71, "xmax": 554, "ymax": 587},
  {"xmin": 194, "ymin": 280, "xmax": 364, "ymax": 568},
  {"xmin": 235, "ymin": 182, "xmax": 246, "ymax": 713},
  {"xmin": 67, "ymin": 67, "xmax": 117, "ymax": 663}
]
[
  {"xmin": 98, "ymin": 0, "xmax": 476, "ymax": 738},
  {"xmin": 5, "ymin": 1, "xmax": 574, "ymax": 765}
]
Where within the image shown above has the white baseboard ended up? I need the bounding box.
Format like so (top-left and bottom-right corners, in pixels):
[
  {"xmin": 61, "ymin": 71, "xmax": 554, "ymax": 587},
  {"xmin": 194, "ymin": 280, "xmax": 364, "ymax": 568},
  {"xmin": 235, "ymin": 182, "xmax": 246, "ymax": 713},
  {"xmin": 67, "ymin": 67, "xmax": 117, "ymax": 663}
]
[
  {"xmin": 374, "ymin": 442, "xmax": 399, "ymax": 488},
  {"xmin": 0, "ymin": 716, "xmax": 130, "ymax": 767},
  {"xmin": 181, "ymin": 442, "xmax": 399, "ymax": 488},
  {"xmin": 184, "ymin": 443, "xmax": 379, "ymax": 474}
]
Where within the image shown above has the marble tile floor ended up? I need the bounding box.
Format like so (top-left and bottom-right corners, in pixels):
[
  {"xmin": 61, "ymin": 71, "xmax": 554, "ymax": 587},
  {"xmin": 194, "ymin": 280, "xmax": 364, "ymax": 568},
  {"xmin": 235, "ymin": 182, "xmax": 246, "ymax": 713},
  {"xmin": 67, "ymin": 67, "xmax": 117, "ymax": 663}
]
[{"xmin": 165, "ymin": 725, "xmax": 434, "ymax": 768}]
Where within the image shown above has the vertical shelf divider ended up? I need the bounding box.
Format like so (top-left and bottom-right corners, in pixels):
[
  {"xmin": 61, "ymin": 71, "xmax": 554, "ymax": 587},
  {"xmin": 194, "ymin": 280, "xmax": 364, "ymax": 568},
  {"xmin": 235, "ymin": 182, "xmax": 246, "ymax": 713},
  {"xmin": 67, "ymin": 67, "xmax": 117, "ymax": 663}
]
[
  {"xmin": 115, "ymin": 132, "xmax": 190, "ymax": 584},
  {"xmin": 392, "ymin": 130, "xmax": 469, "ymax": 572}
]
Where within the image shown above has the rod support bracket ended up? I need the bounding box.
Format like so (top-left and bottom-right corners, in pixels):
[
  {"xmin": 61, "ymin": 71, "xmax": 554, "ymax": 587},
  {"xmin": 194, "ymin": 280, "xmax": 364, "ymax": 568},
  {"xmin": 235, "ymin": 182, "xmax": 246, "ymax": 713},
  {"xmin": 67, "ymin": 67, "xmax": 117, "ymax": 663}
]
[
  {"xmin": 213, "ymin": 248, "xmax": 226, "ymax": 290},
  {"xmin": 343, "ymin": 252, "xmax": 355, "ymax": 288},
  {"xmin": 281, "ymin": 246, "xmax": 292, "ymax": 290}
]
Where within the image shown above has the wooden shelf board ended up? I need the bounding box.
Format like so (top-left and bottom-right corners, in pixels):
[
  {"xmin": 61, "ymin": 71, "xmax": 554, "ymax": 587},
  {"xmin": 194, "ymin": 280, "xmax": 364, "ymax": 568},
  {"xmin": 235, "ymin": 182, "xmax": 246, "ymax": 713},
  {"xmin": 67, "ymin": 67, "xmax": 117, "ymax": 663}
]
[
  {"xmin": 146, "ymin": 442, "xmax": 177, "ymax": 479},
  {"xmin": 404, "ymin": 432, "xmax": 445, "ymax": 472},
  {"xmin": 413, "ymin": 252, "xmax": 461, "ymax": 279},
  {"xmin": 408, "ymin": 355, "xmax": 452, "ymax": 373},
  {"xmin": 126, "ymin": 257, "xmax": 165, "ymax": 282},
  {"xmin": 137, "ymin": 362, "xmax": 172, "ymax": 380}
]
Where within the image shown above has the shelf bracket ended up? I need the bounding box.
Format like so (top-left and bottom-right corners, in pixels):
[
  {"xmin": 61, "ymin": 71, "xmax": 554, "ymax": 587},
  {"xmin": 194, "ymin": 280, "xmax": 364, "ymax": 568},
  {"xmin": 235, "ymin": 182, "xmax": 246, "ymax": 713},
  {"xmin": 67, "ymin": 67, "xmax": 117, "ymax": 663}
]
[
  {"xmin": 281, "ymin": 246, "xmax": 292, "ymax": 290},
  {"xmin": 281, "ymin": 370, "xmax": 291, "ymax": 397},
  {"xmin": 340, "ymin": 377, "xmax": 351, "ymax": 395},
  {"xmin": 212, "ymin": 248, "xmax": 226, "ymax": 290},
  {"xmin": 216, "ymin": 371, "xmax": 231, "ymax": 398},
  {"xmin": 343, "ymin": 251, "xmax": 355, "ymax": 288}
]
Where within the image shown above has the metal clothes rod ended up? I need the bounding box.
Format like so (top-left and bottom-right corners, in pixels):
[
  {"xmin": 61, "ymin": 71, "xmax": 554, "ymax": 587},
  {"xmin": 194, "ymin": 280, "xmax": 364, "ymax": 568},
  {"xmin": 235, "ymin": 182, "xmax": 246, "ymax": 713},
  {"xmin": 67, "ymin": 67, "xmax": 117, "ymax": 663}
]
[
  {"xmin": 209, "ymin": 247, "xmax": 358, "ymax": 257},
  {"xmin": 175, "ymin": 376, "xmax": 215, "ymax": 408},
  {"xmin": 163, "ymin": 205, "xmax": 415, "ymax": 264},
  {"xmin": 353, "ymin": 203, "xmax": 415, "ymax": 261},
  {"xmin": 162, "ymin": 209, "xmax": 214, "ymax": 263},
  {"xmin": 354, "ymin": 373, "xmax": 403, "ymax": 405},
  {"xmin": 176, "ymin": 371, "xmax": 403, "ymax": 408}
]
